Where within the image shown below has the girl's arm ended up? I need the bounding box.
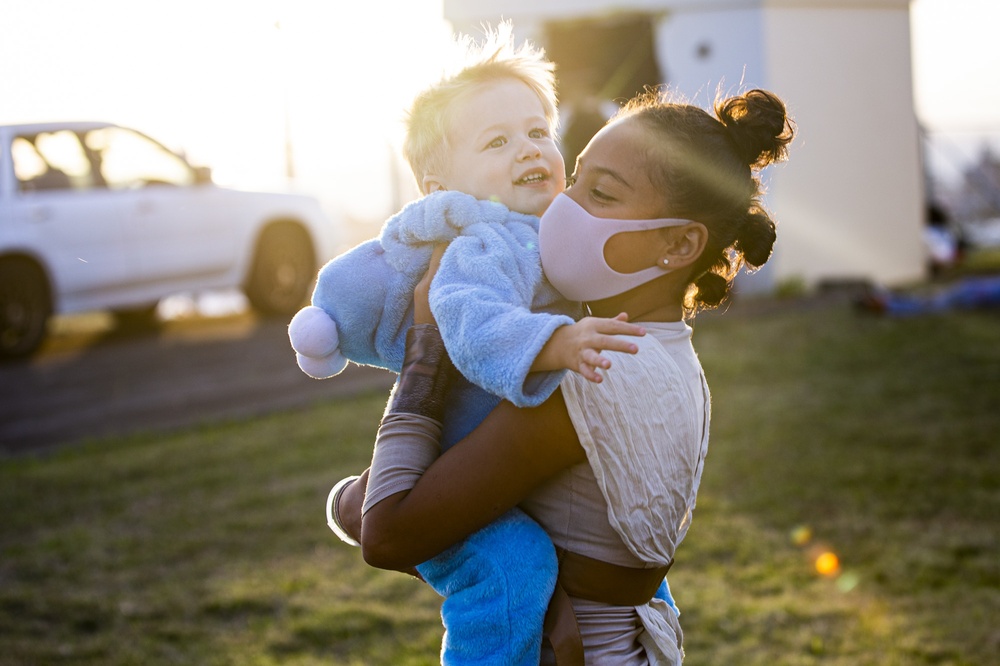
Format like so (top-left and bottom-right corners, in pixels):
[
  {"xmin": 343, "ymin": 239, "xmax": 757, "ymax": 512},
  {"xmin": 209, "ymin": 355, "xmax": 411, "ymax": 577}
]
[
  {"xmin": 361, "ymin": 386, "xmax": 586, "ymax": 571},
  {"xmin": 332, "ymin": 247, "xmax": 586, "ymax": 570},
  {"xmin": 353, "ymin": 245, "xmax": 586, "ymax": 570}
]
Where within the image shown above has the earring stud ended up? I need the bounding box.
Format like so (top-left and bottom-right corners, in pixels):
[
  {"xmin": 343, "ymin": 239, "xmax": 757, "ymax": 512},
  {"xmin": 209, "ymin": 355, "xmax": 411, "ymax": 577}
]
[{"xmin": 662, "ymin": 259, "xmax": 670, "ymax": 266}]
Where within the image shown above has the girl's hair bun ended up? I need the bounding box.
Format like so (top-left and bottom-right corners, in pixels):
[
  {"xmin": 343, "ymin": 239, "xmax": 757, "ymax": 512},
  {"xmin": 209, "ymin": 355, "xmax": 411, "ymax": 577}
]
[
  {"xmin": 716, "ymin": 89, "xmax": 795, "ymax": 169},
  {"xmin": 736, "ymin": 210, "xmax": 777, "ymax": 269},
  {"xmin": 693, "ymin": 272, "xmax": 729, "ymax": 308}
]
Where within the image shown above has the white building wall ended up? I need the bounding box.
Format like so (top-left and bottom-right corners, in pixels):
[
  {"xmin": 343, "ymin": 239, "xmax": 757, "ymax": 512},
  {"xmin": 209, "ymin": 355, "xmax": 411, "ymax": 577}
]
[
  {"xmin": 655, "ymin": 8, "xmax": 767, "ymax": 100},
  {"xmin": 763, "ymin": 6, "xmax": 925, "ymax": 286},
  {"xmin": 444, "ymin": 0, "xmax": 926, "ymax": 289},
  {"xmin": 654, "ymin": 9, "xmax": 776, "ymax": 292},
  {"xmin": 445, "ymin": 0, "xmax": 673, "ymax": 30}
]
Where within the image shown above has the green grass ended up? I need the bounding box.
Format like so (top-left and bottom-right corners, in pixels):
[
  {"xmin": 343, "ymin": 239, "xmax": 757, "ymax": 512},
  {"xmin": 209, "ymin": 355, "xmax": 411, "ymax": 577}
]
[
  {"xmin": 2, "ymin": 302, "xmax": 998, "ymax": 665},
  {"xmin": 959, "ymin": 246, "xmax": 1000, "ymax": 275},
  {"xmin": 679, "ymin": 303, "xmax": 1000, "ymax": 665}
]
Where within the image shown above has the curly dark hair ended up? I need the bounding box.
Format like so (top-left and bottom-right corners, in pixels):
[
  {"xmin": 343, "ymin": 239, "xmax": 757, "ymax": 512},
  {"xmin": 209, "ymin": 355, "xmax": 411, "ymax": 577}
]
[{"xmin": 613, "ymin": 88, "xmax": 795, "ymax": 315}]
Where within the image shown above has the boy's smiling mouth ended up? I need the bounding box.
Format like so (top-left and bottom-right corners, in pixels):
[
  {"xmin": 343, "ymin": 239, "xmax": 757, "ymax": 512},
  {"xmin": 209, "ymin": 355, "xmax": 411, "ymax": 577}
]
[{"xmin": 514, "ymin": 169, "xmax": 549, "ymax": 185}]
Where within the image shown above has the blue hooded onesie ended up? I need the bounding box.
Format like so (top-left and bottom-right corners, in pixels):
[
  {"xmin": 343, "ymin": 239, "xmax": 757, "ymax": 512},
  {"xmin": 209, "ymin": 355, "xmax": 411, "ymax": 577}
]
[{"xmin": 290, "ymin": 190, "xmax": 581, "ymax": 664}]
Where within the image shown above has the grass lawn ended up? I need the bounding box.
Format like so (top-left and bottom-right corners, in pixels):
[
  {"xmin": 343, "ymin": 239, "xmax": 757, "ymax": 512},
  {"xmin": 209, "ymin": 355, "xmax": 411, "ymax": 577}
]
[{"xmin": 1, "ymin": 299, "xmax": 998, "ymax": 665}]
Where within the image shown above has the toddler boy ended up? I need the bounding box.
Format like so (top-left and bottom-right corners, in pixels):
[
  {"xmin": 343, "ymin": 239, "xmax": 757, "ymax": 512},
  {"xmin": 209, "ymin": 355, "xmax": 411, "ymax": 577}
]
[{"xmin": 290, "ymin": 25, "xmax": 641, "ymax": 665}]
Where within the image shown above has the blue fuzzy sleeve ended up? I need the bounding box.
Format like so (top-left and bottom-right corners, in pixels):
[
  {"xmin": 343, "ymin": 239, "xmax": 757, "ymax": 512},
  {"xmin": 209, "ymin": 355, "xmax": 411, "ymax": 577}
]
[
  {"xmin": 430, "ymin": 217, "xmax": 578, "ymax": 408},
  {"xmin": 309, "ymin": 191, "xmax": 580, "ymax": 405}
]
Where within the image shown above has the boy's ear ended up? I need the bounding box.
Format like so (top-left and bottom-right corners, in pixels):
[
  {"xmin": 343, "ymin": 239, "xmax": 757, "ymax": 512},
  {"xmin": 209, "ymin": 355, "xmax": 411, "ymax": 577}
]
[{"xmin": 421, "ymin": 174, "xmax": 447, "ymax": 194}]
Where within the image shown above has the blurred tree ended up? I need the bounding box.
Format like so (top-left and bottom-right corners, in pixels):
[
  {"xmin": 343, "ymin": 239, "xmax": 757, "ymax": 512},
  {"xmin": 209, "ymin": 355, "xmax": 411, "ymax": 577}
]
[
  {"xmin": 951, "ymin": 145, "xmax": 1000, "ymax": 222},
  {"xmin": 544, "ymin": 13, "xmax": 664, "ymax": 171}
]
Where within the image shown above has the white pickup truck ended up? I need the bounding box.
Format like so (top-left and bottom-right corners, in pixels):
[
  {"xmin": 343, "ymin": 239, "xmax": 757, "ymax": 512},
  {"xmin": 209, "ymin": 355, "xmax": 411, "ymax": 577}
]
[{"xmin": 0, "ymin": 122, "xmax": 340, "ymax": 358}]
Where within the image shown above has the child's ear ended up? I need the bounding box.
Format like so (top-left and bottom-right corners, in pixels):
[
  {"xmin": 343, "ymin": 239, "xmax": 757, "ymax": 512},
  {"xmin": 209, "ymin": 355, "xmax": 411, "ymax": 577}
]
[{"xmin": 422, "ymin": 174, "xmax": 447, "ymax": 194}]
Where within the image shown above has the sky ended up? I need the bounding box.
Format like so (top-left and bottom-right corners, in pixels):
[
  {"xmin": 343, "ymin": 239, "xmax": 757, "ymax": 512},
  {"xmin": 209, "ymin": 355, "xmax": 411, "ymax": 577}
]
[{"xmin": 1, "ymin": 0, "xmax": 997, "ymax": 227}]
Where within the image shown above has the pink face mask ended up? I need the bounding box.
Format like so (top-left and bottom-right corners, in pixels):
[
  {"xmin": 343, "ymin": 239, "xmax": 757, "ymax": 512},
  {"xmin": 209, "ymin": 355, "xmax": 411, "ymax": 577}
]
[{"xmin": 539, "ymin": 193, "xmax": 693, "ymax": 302}]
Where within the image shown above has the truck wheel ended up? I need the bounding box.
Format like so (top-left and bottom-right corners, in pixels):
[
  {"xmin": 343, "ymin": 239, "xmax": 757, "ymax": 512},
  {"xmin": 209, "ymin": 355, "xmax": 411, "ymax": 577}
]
[
  {"xmin": 244, "ymin": 224, "xmax": 316, "ymax": 316},
  {"xmin": 0, "ymin": 259, "xmax": 52, "ymax": 360}
]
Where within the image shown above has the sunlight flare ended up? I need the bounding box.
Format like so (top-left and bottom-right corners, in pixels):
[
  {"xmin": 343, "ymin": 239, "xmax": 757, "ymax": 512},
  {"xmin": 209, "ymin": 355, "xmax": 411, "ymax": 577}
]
[{"xmin": 815, "ymin": 551, "xmax": 840, "ymax": 577}]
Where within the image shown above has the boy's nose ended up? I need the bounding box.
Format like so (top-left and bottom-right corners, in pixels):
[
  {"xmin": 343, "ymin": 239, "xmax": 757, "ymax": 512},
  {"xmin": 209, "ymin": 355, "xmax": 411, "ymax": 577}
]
[{"xmin": 517, "ymin": 139, "xmax": 543, "ymax": 161}]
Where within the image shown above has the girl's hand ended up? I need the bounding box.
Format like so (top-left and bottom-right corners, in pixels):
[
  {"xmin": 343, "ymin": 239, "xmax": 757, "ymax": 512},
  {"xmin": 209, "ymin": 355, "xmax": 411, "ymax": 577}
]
[
  {"xmin": 337, "ymin": 469, "xmax": 422, "ymax": 579},
  {"xmin": 337, "ymin": 469, "xmax": 368, "ymax": 544},
  {"xmin": 531, "ymin": 313, "xmax": 646, "ymax": 383},
  {"xmin": 414, "ymin": 244, "xmax": 447, "ymax": 325}
]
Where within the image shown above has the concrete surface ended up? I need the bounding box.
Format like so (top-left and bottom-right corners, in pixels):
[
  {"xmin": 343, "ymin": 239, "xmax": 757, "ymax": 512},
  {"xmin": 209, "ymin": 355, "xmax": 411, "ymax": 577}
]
[{"xmin": 0, "ymin": 311, "xmax": 395, "ymax": 456}]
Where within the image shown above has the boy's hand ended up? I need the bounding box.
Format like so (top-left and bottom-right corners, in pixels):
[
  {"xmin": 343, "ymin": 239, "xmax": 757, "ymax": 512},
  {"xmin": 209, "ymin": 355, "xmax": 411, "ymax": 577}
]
[{"xmin": 532, "ymin": 313, "xmax": 646, "ymax": 383}]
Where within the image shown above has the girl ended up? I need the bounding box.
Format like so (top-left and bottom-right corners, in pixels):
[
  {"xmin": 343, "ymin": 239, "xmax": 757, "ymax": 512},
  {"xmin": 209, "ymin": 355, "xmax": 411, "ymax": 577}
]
[{"xmin": 338, "ymin": 87, "xmax": 794, "ymax": 664}]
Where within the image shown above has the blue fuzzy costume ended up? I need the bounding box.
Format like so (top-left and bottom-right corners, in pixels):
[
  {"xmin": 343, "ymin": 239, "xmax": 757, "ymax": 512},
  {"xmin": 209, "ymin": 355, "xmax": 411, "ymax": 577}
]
[{"xmin": 290, "ymin": 191, "xmax": 582, "ymax": 664}]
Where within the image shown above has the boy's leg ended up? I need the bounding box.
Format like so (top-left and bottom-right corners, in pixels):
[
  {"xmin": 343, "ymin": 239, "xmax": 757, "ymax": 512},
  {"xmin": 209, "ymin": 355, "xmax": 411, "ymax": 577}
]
[
  {"xmin": 416, "ymin": 508, "xmax": 558, "ymax": 666},
  {"xmin": 655, "ymin": 576, "xmax": 679, "ymax": 616}
]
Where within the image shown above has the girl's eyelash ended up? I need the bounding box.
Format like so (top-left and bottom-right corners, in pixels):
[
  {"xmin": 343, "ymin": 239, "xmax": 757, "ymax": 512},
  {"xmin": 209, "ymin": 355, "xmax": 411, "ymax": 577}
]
[{"xmin": 565, "ymin": 176, "xmax": 613, "ymax": 202}]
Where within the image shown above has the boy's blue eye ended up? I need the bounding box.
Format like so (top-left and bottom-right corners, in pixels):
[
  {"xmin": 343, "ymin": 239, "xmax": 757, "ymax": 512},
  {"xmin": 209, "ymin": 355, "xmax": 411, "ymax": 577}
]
[
  {"xmin": 529, "ymin": 128, "xmax": 549, "ymax": 139},
  {"xmin": 487, "ymin": 136, "xmax": 507, "ymax": 149}
]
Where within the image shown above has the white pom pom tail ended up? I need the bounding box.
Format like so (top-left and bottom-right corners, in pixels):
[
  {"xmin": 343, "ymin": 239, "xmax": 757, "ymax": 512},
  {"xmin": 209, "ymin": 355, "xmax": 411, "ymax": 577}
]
[
  {"xmin": 297, "ymin": 351, "xmax": 349, "ymax": 379},
  {"xmin": 288, "ymin": 305, "xmax": 340, "ymax": 357}
]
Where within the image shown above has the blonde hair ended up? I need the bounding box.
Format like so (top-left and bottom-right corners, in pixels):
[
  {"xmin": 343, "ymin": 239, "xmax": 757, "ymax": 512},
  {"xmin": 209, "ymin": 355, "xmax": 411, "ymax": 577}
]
[{"xmin": 404, "ymin": 22, "xmax": 559, "ymax": 193}]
